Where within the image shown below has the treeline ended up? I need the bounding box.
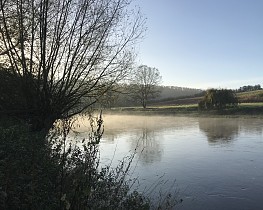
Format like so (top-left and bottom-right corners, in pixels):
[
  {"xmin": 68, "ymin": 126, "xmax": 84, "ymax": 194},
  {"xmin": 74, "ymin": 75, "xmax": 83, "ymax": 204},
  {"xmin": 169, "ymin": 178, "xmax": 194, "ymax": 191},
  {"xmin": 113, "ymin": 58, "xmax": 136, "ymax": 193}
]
[
  {"xmin": 101, "ymin": 84, "xmax": 263, "ymax": 108},
  {"xmin": 103, "ymin": 85, "xmax": 203, "ymax": 107},
  {"xmin": 236, "ymin": 84, "xmax": 262, "ymax": 92},
  {"xmin": 157, "ymin": 86, "xmax": 203, "ymax": 100}
]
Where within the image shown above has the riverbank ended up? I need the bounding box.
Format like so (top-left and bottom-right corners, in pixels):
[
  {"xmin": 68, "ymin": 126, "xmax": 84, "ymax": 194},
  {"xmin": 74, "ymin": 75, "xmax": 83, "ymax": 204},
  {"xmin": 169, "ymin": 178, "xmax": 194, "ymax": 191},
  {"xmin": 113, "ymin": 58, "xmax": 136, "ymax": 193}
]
[{"xmin": 103, "ymin": 103, "xmax": 263, "ymax": 118}]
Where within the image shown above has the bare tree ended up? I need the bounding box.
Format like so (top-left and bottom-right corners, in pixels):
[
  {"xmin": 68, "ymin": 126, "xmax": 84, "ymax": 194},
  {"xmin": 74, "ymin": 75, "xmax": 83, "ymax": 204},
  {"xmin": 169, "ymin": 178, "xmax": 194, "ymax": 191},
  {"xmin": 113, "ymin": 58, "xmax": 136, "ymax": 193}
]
[
  {"xmin": 0, "ymin": 0, "xmax": 145, "ymax": 131},
  {"xmin": 130, "ymin": 65, "xmax": 162, "ymax": 108}
]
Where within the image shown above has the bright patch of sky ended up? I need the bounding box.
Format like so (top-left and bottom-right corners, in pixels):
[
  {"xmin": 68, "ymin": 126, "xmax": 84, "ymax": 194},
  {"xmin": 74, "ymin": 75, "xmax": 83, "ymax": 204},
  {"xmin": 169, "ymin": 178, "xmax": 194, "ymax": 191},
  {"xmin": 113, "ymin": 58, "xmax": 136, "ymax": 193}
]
[{"xmin": 134, "ymin": 0, "xmax": 263, "ymax": 89}]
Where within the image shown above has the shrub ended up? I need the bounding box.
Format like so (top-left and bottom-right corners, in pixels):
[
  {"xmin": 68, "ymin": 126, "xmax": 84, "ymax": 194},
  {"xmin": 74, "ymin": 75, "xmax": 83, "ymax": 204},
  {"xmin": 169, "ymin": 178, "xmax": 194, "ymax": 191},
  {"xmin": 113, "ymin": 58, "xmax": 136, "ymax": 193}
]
[
  {"xmin": 0, "ymin": 122, "xmax": 60, "ymax": 209},
  {"xmin": 198, "ymin": 89, "xmax": 238, "ymax": 110},
  {"xmin": 0, "ymin": 116, "xmax": 180, "ymax": 209}
]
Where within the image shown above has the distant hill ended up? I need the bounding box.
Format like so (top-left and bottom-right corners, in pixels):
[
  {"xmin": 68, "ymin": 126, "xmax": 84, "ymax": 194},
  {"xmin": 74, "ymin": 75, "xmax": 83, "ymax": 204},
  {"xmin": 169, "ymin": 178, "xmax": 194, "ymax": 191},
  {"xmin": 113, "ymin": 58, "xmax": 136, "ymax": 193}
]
[
  {"xmin": 156, "ymin": 86, "xmax": 203, "ymax": 100},
  {"xmin": 237, "ymin": 90, "xmax": 263, "ymax": 103},
  {"xmin": 108, "ymin": 85, "xmax": 203, "ymax": 107},
  {"xmin": 150, "ymin": 89, "xmax": 263, "ymax": 107},
  {"xmin": 101, "ymin": 84, "xmax": 263, "ymax": 108}
]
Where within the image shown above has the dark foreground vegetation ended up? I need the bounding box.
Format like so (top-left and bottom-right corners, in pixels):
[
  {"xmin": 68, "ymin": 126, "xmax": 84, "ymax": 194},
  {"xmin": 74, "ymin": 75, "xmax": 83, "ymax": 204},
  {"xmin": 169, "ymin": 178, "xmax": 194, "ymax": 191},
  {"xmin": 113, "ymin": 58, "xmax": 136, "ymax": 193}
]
[{"xmin": 0, "ymin": 116, "xmax": 180, "ymax": 210}]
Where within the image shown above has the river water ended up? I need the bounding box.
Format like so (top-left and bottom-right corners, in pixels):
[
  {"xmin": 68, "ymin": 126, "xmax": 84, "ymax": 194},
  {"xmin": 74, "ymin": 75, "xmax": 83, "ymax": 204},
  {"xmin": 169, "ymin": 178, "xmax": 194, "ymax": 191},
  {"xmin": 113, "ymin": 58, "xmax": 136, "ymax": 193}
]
[{"xmin": 75, "ymin": 114, "xmax": 263, "ymax": 210}]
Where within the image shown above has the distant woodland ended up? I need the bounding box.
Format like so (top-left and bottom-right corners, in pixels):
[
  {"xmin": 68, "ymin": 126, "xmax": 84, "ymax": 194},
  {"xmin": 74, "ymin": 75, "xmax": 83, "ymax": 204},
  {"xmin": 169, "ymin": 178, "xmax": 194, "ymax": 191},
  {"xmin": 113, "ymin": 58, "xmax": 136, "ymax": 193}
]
[
  {"xmin": 103, "ymin": 84, "xmax": 263, "ymax": 108},
  {"xmin": 105, "ymin": 85, "xmax": 203, "ymax": 107}
]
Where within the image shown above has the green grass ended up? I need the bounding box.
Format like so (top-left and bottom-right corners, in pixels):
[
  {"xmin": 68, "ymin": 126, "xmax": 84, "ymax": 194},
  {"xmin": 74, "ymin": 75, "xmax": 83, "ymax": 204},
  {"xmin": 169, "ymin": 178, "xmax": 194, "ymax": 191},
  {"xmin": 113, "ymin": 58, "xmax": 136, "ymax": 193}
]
[
  {"xmin": 237, "ymin": 90, "xmax": 263, "ymax": 97},
  {"xmin": 107, "ymin": 102, "xmax": 263, "ymax": 117},
  {"xmin": 149, "ymin": 90, "xmax": 263, "ymax": 107},
  {"xmin": 237, "ymin": 90, "xmax": 263, "ymax": 103},
  {"xmin": 109, "ymin": 90, "xmax": 263, "ymax": 116},
  {"xmin": 239, "ymin": 102, "xmax": 263, "ymax": 107},
  {"xmin": 149, "ymin": 104, "xmax": 198, "ymax": 109}
]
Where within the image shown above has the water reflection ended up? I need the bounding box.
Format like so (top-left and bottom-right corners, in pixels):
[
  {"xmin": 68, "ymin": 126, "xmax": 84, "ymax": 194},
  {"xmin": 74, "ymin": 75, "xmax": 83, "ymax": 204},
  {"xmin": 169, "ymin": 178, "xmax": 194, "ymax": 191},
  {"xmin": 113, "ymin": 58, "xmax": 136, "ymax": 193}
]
[
  {"xmin": 130, "ymin": 128, "xmax": 163, "ymax": 164},
  {"xmin": 73, "ymin": 115, "xmax": 262, "ymax": 149},
  {"xmin": 73, "ymin": 114, "xmax": 263, "ymax": 210},
  {"xmin": 101, "ymin": 115, "xmax": 167, "ymax": 164},
  {"xmin": 198, "ymin": 118, "xmax": 239, "ymax": 144}
]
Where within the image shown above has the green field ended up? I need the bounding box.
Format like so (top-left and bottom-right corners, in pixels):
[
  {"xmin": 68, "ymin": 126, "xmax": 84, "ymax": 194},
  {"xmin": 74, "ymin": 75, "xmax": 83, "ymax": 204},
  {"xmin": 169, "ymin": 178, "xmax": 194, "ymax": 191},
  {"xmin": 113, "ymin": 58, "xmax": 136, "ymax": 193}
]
[
  {"xmin": 237, "ymin": 90, "xmax": 263, "ymax": 103},
  {"xmin": 149, "ymin": 89, "xmax": 263, "ymax": 107},
  {"xmin": 108, "ymin": 102, "xmax": 263, "ymax": 117},
  {"xmin": 108, "ymin": 90, "xmax": 263, "ymax": 117}
]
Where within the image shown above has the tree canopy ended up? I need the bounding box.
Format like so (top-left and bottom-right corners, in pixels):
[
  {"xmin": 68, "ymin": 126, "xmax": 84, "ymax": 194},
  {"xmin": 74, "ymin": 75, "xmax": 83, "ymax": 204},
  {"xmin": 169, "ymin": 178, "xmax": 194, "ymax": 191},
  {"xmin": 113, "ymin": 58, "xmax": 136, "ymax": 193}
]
[
  {"xmin": 198, "ymin": 89, "xmax": 238, "ymax": 110},
  {"xmin": 0, "ymin": 0, "xmax": 145, "ymax": 131},
  {"xmin": 130, "ymin": 65, "xmax": 162, "ymax": 108}
]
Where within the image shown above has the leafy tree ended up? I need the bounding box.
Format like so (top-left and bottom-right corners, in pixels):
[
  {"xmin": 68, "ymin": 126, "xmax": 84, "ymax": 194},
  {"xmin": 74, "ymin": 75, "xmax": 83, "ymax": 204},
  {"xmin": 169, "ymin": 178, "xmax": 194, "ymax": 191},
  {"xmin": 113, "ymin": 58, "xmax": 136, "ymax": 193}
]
[
  {"xmin": 0, "ymin": 0, "xmax": 145, "ymax": 131},
  {"xmin": 130, "ymin": 65, "xmax": 162, "ymax": 108},
  {"xmin": 198, "ymin": 88, "xmax": 238, "ymax": 110}
]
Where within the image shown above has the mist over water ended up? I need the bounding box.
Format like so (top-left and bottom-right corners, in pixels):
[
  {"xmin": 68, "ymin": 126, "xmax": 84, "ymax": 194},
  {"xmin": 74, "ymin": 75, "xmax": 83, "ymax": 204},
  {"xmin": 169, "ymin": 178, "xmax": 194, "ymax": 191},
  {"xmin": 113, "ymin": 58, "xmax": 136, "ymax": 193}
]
[{"xmin": 73, "ymin": 114, "xmax": 263, "ymax": 210}]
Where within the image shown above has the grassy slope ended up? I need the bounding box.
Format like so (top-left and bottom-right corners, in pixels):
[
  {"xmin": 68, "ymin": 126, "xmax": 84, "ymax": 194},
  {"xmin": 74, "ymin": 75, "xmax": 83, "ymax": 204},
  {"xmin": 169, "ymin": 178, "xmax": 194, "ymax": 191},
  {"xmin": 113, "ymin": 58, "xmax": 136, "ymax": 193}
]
[
  {"xmin": 237, "ymin": 90, "xmax": 263, "ymax": 103},
  {"xmin": 108, "ymin": 103, "xmax": 263, "ymax": 117},
  {"xmin": 109, "ymin": 90, "xmax": 263, "ymax": 116},
  {"xmin": 148, "ymin": 90, "xmax": 263, "ymax": 106}
]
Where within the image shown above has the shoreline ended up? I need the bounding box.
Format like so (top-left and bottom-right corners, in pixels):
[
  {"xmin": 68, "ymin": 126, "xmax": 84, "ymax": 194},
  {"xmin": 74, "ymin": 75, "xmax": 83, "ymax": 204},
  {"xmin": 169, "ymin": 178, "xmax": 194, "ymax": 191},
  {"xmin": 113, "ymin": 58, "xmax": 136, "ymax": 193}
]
[{"xmin": 101, "ymin": 103, "xmax": 263, "ymax": 119}]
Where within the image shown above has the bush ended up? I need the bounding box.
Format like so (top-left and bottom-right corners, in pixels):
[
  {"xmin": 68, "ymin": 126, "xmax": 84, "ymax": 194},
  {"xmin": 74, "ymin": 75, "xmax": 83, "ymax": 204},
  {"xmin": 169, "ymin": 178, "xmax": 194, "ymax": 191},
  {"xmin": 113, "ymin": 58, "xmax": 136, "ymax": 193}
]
[
  {"xmin": 0, "ymin": 122, "xmax": 60, "ymax": 209},
  {"xmin": 198, "ymin": 89, "xmax": 238, "ymax": 110},
  {"xmin": 0, "ymin": 116, "xmax": 179, "ymax": 209}
]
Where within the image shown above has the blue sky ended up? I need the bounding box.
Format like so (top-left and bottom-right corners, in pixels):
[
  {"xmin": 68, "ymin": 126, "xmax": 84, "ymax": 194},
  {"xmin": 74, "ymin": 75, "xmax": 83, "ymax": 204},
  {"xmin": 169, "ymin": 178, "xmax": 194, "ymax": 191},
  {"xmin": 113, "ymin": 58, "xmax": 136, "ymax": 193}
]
[{"xmin": 135, "ymin": 0, "xmax": 263, "ymax": 89}]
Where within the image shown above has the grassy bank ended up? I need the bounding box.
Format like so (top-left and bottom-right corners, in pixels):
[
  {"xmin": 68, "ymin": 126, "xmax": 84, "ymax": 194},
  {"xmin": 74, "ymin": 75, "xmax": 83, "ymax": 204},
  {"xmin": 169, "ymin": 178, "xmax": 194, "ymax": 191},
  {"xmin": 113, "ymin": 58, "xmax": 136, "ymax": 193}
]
[{"xmin": 106, "ymin": 103, "xmax": 263, "ymax": 117}]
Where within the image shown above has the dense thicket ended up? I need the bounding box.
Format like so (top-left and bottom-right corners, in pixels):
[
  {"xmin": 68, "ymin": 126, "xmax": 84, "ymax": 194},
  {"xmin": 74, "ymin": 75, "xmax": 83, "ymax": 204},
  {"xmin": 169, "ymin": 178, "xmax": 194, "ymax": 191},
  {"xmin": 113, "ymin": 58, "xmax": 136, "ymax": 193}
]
[{"xmin": 198, "ymin": 89, "xmax": 238, "ymax": 110}]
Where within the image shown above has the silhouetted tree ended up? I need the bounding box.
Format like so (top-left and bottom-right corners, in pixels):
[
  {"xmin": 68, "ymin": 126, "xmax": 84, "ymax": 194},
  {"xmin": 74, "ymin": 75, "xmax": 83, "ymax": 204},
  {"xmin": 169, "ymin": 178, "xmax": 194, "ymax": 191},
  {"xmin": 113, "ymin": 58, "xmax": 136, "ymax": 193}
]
[
  {"xmin": 130, "ymin": 65, "xmax": 162, "ymax": 108},
  {"xmin": 0, "ymin": 0, "xmax": 145, "ymax": 131},
  {"xmin": 198, "ymin": 89, "xmax": 238, "ymax": 110}
]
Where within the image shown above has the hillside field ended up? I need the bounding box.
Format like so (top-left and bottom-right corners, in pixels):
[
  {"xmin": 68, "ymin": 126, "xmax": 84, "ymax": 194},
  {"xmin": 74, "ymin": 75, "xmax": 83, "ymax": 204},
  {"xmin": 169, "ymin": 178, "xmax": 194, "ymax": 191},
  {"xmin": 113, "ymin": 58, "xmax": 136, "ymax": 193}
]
[{"xmin": 149, "ymin": 90, "xmax": 263, "ymax": 107}]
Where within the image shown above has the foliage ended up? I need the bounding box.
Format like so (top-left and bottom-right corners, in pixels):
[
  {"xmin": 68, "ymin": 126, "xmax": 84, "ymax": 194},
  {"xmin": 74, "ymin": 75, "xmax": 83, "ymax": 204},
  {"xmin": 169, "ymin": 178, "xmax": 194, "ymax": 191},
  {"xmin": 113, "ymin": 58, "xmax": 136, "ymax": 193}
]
[
  {"xmin": 0, "ymin": 70, "xmax": 24, "ymax": 112},
  {"xmin": 0, "ymin": 116, "xmax": 180, "ymax": 209},
  {"xmin": 129, "ymin": 65, "xmax": 162, "ymax": 108},
  {"xmin": 0, "ymin": 0, "xmax": 145, "ymax": 131},
  {"xmin": 198, "ymin": 89, "xmax": 238, "ymax": 110},
  {"xmin": 0, "ymin": 120, "xmax": 59, "ymax": 209}
]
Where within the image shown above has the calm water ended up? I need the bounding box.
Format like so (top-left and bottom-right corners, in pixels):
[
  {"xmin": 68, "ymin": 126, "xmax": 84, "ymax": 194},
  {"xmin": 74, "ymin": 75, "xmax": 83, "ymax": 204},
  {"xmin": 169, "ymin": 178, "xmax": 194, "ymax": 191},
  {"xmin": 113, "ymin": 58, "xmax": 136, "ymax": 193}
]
[{"xmin": 75, "ymin": 114, "xmax": 263, "ymax": 210}]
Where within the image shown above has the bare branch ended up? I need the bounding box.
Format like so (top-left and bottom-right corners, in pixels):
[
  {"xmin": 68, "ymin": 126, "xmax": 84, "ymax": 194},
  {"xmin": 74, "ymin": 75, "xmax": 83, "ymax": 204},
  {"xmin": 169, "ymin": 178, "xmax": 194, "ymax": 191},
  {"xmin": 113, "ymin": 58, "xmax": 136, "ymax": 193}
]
[{"xmin": 0, "ymin": 0, "xmax": 145, "ymax": 130}]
